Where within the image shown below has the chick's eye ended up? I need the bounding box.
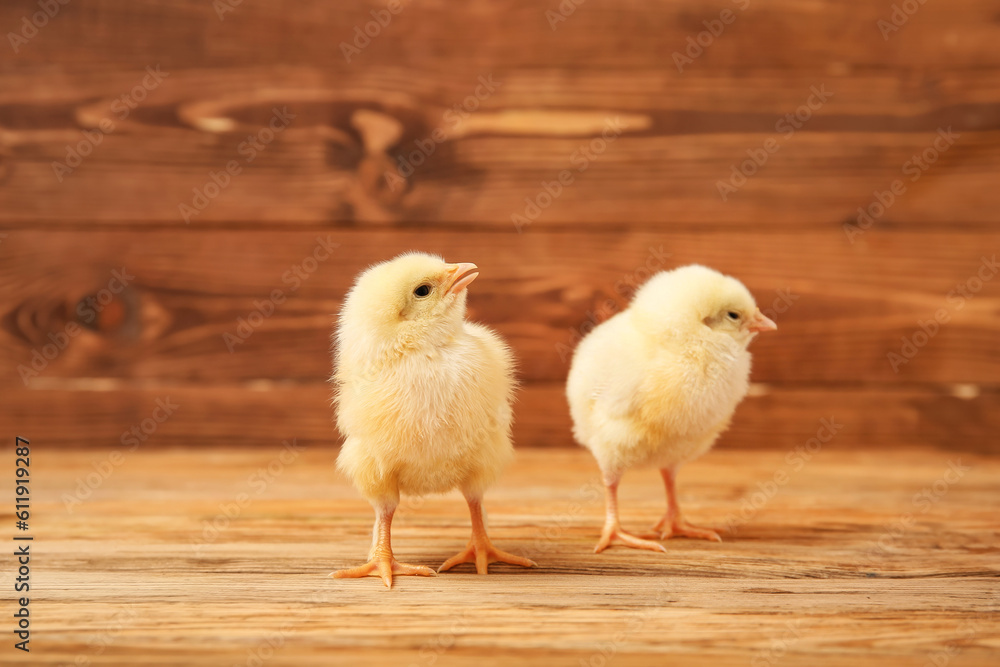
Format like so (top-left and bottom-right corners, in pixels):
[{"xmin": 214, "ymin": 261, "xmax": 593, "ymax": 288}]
[
  {"xmin": 727, "ymin": 311, "xmax": 740, "ymax": 320},
  {"xmin": 413, "ymin": 284, "xmax": 432, "ymax": 298}
]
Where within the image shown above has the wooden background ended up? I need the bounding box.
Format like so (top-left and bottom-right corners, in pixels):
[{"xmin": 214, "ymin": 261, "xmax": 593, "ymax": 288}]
[{"xmin": 2, "ymin": 0, "xmax": 999, "ymax": 453}]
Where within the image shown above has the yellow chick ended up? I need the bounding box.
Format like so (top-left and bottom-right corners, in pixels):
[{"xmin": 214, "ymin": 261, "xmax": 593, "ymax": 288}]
[
  {"xmin": 567, "ymin": 264, "xmax": 777, "ymax": 553},
  {"xmin": 332, "ymin": 252, "xmax": 536, "ymax": 587}
]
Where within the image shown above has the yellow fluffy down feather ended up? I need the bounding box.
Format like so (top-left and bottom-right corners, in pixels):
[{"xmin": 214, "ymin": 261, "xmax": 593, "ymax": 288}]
[
  {"xmin": 334, "ymin": 252, "xmax": 515, "ymax": 504},
  {"xmin": 567, "ymin": 264, "xmax": 777, "ymax": 552},
  {"xmin": 568, "ymin": 264, "xmax": 774, "ymax": 473},
  {"xmin": 330, "ymin": 252, "xmax": 534, "ymax": 586}
]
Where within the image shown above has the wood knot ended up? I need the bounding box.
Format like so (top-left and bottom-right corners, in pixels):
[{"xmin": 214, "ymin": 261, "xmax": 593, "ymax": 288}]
[
  {"xmin": 75, "ymin": 275, "xmax": 140, "ymax": 339},
  {"xmin": 350, "ymin": 109, "xmax": 408, "ymax": 206}
]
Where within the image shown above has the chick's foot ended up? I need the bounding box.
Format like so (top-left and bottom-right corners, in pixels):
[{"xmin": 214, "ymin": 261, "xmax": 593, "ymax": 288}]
[
  {"xmin": 646, "ymin": 468, "xmax": 722, "ymax": 542},
  {"xmin": 438, "ymin": 536, "xmax": 536, "ymax": 574},
  {"xmin": 332, "ymin": 556, "xmax": 436, "ymax": 589},
  {"xmin": 644, "ymin": 517, "xmax": 722, "ymax": 542},
  {"xmin": 595, "ymin": 523, "xmax": 668, "ymax": 554},
  {"xmin": 441, "ymin": 496, "xmax": 537, "ymax": 574}
]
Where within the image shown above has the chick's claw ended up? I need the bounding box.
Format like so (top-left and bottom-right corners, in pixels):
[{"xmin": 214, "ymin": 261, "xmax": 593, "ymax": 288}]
[
  {"xmin": 567, "ymin": 265, "xmax": 777, "ymax": 559},
  {"xmin": 332, "ymin": 557, "xmax": 436, "ymax": 589},
  {"xmin": 333, "ymin": 254, "xmax": 530, "ymax": 587},
  {"xmin": 643, "ymin": 520, "xmax": 722, "ymax": 543},
  {"xmin": 438, "ymin": 538, "xmax": 537, "ymax": 575},
  {"xmin": 594, "ymin": 525, "xmax": 668, "ymax": 554}
]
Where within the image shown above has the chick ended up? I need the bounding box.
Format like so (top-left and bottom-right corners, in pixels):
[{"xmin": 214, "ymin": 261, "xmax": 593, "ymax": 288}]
[
  {"xmin": 567, "ymin": 265, "xmax": 777, "ymax": 553},
  {"xmin": 332, "ymin": 252, "xmax": 536, "ymax": 587}
]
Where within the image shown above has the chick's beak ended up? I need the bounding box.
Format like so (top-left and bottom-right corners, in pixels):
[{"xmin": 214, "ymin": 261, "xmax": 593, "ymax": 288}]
[
  {"xmin": 748, "ymin": 309, "xmax": 778, "ymax": 333},
  {"xmin": 445, "ymin": 262, "xmax": 480, "ymax": 296}
]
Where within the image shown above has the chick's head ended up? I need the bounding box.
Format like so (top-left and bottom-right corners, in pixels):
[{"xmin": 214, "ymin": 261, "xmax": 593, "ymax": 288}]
[
  {"xmin": 338, "ymin": 252, "xmax": 480, "ymax": 356},
  {"xmin": 631, "ymin": 264, "xmax": 776, "ymax": 348}
]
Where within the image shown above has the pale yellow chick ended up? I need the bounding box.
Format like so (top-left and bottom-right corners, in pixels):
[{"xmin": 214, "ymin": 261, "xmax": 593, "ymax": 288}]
[
  {"xmin": 332, "ymin": 252, "xmax": 535, "ymax": 587},
  {"xmin": 567, "ymin": 265, "xmax": 777, "ymax": 553}
]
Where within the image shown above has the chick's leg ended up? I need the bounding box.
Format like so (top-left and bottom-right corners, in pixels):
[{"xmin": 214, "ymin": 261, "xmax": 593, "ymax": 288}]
[
  {"xmin": 438, "ymin": 496, "xmax": 536, "ymax": 574},
  {"xmin": 645, "ymin": 466, "xmax": 721, "ymax": 542},
  {"xmin": 595, "ymin": 475, "xmax": 667, "ymax": 554},
  {"xmin": 332, "ymin": 503, "xmax": 436, "ymax": 588}
]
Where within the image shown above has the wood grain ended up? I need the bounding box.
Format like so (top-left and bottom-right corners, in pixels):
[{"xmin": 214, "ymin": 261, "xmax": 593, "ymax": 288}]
[
  {"xmin": 16, "ymin": 445, "xmax": 1000, "ymax": 666},
  {"xmin": 3, "ymin": 383, "xmax": 999, "ymax": 453},
  {"xmin": 1, "ymin": 0, "xmax": 999, "ymax": 227},
  {"xmin": 2, "ymin": 0, "xmax": 999, "ymax": 460},
  {"xmin": 3, "ymin": 0, "xmax": 999, "ymax": 70},
  {"xmin": 2, "ymin": 229, "xmax": 998, "ymax": 385},
  {"xmin": 1, "ymin": 73, "xmax": 997, "ymax": 226}
]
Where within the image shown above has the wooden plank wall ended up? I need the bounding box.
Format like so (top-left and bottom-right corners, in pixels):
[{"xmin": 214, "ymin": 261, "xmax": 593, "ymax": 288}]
[{"xmin": 1, "ymin": 1, "xmax": 998, "ymax": 452}]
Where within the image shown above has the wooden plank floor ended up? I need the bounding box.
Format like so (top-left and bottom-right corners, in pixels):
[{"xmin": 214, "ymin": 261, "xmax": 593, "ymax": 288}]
[{"xmin": 11, "ymin": 446, "xmax": 999, "ymax": 666}]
